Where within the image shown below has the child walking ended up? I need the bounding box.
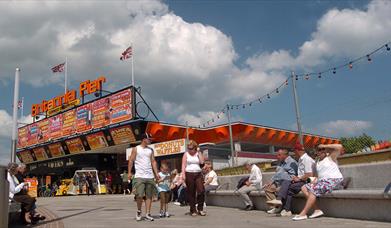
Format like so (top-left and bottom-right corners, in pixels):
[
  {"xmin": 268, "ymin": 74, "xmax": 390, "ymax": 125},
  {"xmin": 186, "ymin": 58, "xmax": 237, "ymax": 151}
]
[{"xmin": 157, "ymin": 163, "xmax": 171, "ymax": 218}]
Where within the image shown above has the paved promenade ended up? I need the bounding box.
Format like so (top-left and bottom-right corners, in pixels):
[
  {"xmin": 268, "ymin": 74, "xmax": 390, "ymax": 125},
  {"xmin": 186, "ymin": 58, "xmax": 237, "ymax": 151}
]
[{"xmin": 10, "ymin": 195, "xmax": 391, "ymax": 228}]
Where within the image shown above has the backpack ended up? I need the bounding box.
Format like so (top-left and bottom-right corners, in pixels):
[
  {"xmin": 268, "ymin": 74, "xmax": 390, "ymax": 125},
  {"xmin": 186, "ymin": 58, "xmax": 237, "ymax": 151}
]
[{"xmin": 236, "ymin": 176, "xmax": 250, "ymax": 190}]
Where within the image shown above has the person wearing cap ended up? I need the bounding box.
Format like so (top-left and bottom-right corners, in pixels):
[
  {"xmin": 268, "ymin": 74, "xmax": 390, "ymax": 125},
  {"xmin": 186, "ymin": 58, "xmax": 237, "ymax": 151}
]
[
  {"xmin": 237, "ymin": 161, "xmax": 263, "ymax": 211},
  {"xmin": 293, "ymin": 144, "xmax": 344, "ymax": 221},
  {"xmin": 128, "ymin": 133, "xmax": 160, "ymax": 222},
  {"xmin": 267, "ymin": 142, "xmax": 315, "ymax": 217}
]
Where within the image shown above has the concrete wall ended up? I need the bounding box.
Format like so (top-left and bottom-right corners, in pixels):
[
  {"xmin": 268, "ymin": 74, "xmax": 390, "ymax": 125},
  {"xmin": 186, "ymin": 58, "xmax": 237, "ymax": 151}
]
[
  {"xmin": 0, "ymin": 165, "xmax": 9, "ymax": 228},
  {"xmin": 217, "ymin": 161, "xmax": 391, "ymax": 190}
]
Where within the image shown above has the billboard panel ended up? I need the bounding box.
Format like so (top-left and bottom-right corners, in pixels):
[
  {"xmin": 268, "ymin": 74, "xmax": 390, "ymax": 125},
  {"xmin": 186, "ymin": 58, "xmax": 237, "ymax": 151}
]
[
  {"xmin": 62, "ymin": 109, "xmax": 77, "ymax": 137},
  {"xmin": 109, "ymin": 125, "xmax": 136, "ymax": 145},
  {"xmin": 110, "ymin": 89, "xmax": 132, "ymax": 124},
  {"xmin": 49, "ymin": 114, "xmax": 63, "ymax": 139},
  {"xmin": 17, "ymin": 126, "xmax": 28, "ymax": 149},
  {"xmin": 92, "ymin": 98, "xmax": 110, "ymax": 129},
  {"xmin": 19, "ymin": 150, "xmax": 34, "ymax": 163},
  {"xmin": 65, "ymin": 138, "xmax": 85, "ymax": 154},
  {"xmin": 32, "ymin": 147, "xmax": 48, "ymax": 161},
  {"xmin": 86, "ymin": 132, "xmax": 108, "ymax": 150},
  {"xmin": 48, "ymin": 142, "xmax": 65, "ymax": 158},
  {"xmin": 37, "ymin": 119, "xmax": 50, "ymax": 143},
  {"xmin": 27, "ymin": 123, "xmax": 39, "ymax": 147},
  {"xmin": 76, "ymin": 103, "xmax": 92, "ymax": 133}
]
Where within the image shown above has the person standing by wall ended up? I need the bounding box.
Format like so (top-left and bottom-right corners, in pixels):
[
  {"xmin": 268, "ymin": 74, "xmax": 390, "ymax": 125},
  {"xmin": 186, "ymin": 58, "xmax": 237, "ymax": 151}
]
[
  {"xmin": 128, "ymin": 133, "xmax": 160, "ymax": 221},
  {"xmin": 181, "ymin": 140, "xmax": 206, "ymax": 216}
]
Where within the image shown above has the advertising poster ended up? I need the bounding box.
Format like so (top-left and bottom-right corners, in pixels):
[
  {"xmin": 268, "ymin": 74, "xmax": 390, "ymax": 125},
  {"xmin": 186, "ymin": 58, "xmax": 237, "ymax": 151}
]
[
  {"xmin": 27, "ymin": 123, "xmax": 39, "ymax": 147},
  {"xmin": 32, "ymin": 147, "xmax": 47, "ymax": 161},
  {"xmin": 109, "ymin": 125, "xmax": 136, "ymax": 145},
  {"xmin": 24, "ymin": 178, "xmax": 38, "ymax": 198},
  {"xmin": 17, "ymin": 127, "xmax": 29, "ymax": 149},
  {"xmin": 49, "ymin": 114, "xmax": 63, "ymax": 139},
  {"xmin": 65, "ymin": 138, "xmax": 85, "ymax": 154},
  {"xmin": 37, "ymin": 119, "xmax": 50, "ymax": 143},
  {"xmin": 19, "ymin": 150, "xmax": 34, "ymax": 163},
  {"xmin": 76, "ymin": 103, "xmax": 92, "ymax": 133},
  {"xmin": 92, "ymin": 98, "xmax": 110, "ymax": 129},
  {"xmin": 48, "ymin": 142, "xmax": 65, "ymax": 158},
  {"xmin": 86, "ymin": 132, "xmax": 108, "ymax": 150},
  {"xmin": 110, "ymin": 89, "xmax": 132, "ymax": 124},
  {"xmin": 62, "ymin": 109, "xmax": 77, "ymax": 137},
  {"xmin": 151, "ymin": 138, "xmax": 186, "ymax": 157}
]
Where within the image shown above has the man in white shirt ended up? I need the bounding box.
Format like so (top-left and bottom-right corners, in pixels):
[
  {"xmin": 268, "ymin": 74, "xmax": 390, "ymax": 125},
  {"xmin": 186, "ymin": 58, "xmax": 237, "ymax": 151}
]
[
  {"xmin": 128, "ymin": 133, "xmax": 160, "ymax": 221},
  {"xmin": 237, "ymin": 161, "xmax": 263, "ymax": 211},
  {"xmin": 268, "ymin": 143, "xmax": 314, "ymax": 216}
]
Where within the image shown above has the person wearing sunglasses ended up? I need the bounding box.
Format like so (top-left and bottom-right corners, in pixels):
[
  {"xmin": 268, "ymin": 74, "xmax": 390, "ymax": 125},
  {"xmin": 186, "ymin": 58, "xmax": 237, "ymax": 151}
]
[{"xmin": 181, "ymin": 140, "xmax": 206, "ymax": 216}]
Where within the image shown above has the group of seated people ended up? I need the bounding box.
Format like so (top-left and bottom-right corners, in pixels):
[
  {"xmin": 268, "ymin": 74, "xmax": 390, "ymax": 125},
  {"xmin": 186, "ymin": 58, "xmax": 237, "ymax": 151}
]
[
  {"xmin": 237, "ymin": 143, "xmax": 344, "ymax": 221},
  {"xmin": 7, "ymin": 162, "xmax": 46, "ymax": 225}
]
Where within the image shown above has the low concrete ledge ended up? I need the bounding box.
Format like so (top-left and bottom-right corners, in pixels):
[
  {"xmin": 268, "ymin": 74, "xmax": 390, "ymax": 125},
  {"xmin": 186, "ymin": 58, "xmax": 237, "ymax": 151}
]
[{"xmin": 206, "ymin": 190, "xmax": 391, "ymax": 222}]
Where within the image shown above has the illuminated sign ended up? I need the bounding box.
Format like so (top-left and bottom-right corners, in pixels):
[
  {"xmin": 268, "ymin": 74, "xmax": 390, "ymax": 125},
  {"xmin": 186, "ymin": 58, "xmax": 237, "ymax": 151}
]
[
  {"xmin": 32, "ymin": 76, "xmax": 106, "ymax": 117},
  {"xmin": 86, "ymin": 132, "xmax": 108, "ymax": 150},
  {"xmin": 110, "ymin": 125, "xmax": 136, "ymax": 145},
  {"xmin": 65, "ymin": 138, "xmax": 85, "ymax": 154}
]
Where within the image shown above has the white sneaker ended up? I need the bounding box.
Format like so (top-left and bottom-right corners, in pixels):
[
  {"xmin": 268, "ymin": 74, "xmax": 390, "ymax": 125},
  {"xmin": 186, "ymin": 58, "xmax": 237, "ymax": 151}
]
[
  {"xmin": 279, "ymin": 210, "xmax": 292, "ymax": 217},
  {"xmin": 159, "ymin": 211, "xmax": 165, "ymax": 218},
  {"xmin": 165, "ymin": 212, "xmax": 170, "ymax": 218},
  {"xmin": 145, "ymin": 214, "xmax": 154, "ymax": 221},
  {"xmin": 309, "ymin": 210, "xmax": 324, "ymax": 219},
  {"xmin": 174, "ymin": 202, "xmax": 181, "ymax": 206},
  {"xmin": 136, "ymin": 211, "xmax": 142, "ymax": 221},
  {"xmin": 292, "ymin": 215, "xmax": 308, "ymax": 221},
  {"xmin": 267, "ymin": 207, "xmax": 281, "ymax": 214},
  {"xmin": 266, "ymin": 199, "xmax": 282, "ymax": 205}
]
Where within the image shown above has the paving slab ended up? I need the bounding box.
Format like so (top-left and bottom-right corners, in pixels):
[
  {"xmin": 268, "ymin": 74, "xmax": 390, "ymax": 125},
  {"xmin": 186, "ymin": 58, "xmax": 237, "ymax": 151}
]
[{"xmin": 11, "ymin": 195, "xmax": 391, "ymax": 228}]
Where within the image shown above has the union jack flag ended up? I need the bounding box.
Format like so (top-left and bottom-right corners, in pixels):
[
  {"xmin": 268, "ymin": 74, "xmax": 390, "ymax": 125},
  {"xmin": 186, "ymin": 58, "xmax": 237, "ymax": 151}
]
[
  {"xmin": 51, "ymin": 62, "xmax": 65, "ymax": 73},
  {"xmin": 120, "ymin": 46, "xmax": 132, "ymax": 61}
]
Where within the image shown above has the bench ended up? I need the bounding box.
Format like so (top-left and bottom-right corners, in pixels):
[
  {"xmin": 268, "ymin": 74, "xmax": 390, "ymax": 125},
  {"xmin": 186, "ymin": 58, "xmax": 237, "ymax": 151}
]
[{"xmin": 206, "ymin": 161, "xmax": 391, "ymax": 222}]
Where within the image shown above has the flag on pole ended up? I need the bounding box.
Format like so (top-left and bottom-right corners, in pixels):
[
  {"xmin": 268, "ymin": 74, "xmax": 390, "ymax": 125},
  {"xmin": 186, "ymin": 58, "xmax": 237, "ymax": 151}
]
[
  {"xmin": 51, "ymin": 62, "xmax": 66, "ymax": 73},
  {"xmin": 17, "ymin": 99, "xmax": 23, "ymax": 110},
  {"xmin": 120, "ymin": 46, "xmax": 132, "ymax": 60}
]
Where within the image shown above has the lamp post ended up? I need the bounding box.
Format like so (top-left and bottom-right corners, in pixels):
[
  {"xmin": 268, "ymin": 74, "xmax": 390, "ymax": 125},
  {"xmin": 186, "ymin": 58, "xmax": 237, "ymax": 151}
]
[
  {"xmin": 291, "ymin": 71, "xmax": 304, "ymax": 145},
  {"xmin": 11, "ymin": 68, "xmax": 20, "ymax": 162}
]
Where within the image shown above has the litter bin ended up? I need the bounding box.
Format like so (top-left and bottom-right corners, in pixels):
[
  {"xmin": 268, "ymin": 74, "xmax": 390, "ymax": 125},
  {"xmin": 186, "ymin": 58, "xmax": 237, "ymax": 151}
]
[{"xmin": 0, "ymin": 165, "xmax": 9, "ymax": 227}]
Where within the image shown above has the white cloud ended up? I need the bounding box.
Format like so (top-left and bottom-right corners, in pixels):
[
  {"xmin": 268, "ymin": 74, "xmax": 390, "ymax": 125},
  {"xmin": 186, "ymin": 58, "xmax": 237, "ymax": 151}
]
[{"xmin": 315, "ymin": 120, "xmax": 373, "ymax": 137}]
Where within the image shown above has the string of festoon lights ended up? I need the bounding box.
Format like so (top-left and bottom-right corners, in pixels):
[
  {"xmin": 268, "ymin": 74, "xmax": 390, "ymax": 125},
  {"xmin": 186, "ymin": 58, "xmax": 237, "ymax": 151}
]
[{"xmin": 195, "ymin": 42, "xmax": 391, "ymax": 129}]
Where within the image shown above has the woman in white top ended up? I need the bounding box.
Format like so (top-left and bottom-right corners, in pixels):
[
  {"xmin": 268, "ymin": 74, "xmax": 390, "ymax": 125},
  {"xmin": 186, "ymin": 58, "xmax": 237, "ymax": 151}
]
[
  {"xmin": 203, "ymin": 160, "xmax": 219, "ymax": 193},
  {"xmin": 293, "ymin": 144, "xmax": 344, "ymax": 221},
  {"xmin": 181, "ymin": 140, "xmax": 206, "ymax": 216}
]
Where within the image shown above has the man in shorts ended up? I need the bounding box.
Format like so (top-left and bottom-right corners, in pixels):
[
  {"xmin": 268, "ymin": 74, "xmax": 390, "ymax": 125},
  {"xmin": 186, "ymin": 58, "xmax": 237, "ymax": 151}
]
[{"xmin": 128, "ymin": 133, "xmax": 160, "ymax": 221}]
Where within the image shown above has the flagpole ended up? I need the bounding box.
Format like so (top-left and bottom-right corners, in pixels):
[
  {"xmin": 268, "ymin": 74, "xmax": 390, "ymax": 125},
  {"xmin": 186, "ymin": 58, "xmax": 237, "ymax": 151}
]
[
  {"xmin": 131, "ymin": 45, "xmax": 134, "ymax": 87},
  {"xmin": 65, "ymin": 57, "xmax": 68, "ymax": 93},
  {"xmin": 11, "ymin": 68, "xmax": 20, "ymax": 163}
]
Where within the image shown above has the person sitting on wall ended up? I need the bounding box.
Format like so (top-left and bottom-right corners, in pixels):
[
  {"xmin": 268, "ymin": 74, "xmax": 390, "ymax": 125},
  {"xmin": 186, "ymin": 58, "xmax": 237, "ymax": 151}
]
[
  {"xmin": 8, "ymin": 163, "xmax": 45, "ymax": 224},
  {"xmin": 203, "ymin": 160, "xmax": 219, "ymax": 193},
  {"xmin": 292, "ymin": 144, "xmax": 344, "ymax": 221},
  {"xmin": 267, "ymin": 142, "xmax": 315, "ymax": 217},
  {"xmin": 237, "ymin": 161, "xmax": 263, "ymax": 211},
  {"xmin": 264, "ymin": 149, "xmax": 298, "ymax": 215}
]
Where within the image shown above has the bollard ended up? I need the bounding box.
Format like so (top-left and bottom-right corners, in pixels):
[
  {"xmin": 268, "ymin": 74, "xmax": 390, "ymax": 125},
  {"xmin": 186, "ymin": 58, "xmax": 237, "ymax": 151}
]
[{"xmin": 0, "ymin": 165, "xmax": 9, "ymax": 227}]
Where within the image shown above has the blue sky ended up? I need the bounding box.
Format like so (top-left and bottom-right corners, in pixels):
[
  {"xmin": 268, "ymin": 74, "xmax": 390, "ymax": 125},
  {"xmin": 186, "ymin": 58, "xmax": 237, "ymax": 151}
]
[{"xmin": 0, "ymin": 0, "xmax": 390, "ymax": 164}]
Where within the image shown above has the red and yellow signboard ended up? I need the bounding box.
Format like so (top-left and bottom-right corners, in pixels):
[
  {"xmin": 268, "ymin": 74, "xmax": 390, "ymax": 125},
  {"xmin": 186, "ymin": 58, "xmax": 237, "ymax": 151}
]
[
  {"xmin": 49, "ymin": 114, "xmax": 63, "ymax": 139},
  {"xmin": 27, "ymin": 123, "xmax": 39, "ymax": 147},
  {"xmin": 32, "ymin": 147, "xmax": 47, "ymax": 161},
  {"xmin": 65, "ymin": 138, "xmax": 85, "ymax": 154},
  {"xmin": 110, "ymin": 125, "xmax": 136, "ymax": 145},
  {"xmin": 62, "ymin": 109, "xmax": 77, "ymax": 137},
  {"xmin": 110, "ymin": 89, "xmax": 132, "ymax": 124},
  {"xmin": 17, "ymin": 127, "xmax": 28, "ymax": 148},
  {"xmin": 92, "ymin": 98, "xmax": 110, "ymax": 129},
  {"xmin": 48, "ymin": 142, "xmax": 65, "ymax": 158},
  {"xmin": 76, "ymin": 103, "xmax": 92, "ymax": 133},
  {"xmin": 37, "ymin": 119, "xmax": 50, "ymax": 143},
  {"xmin": 19, "ymin": 150, "xmax": 34, "ymax": 163},
  {"xmin": 86, "ymin": 132, "xmax": 108, "ymax": 150},
  {"xmin": 24, "ymin": 178, "xmax": 38, "ymax": 198}
]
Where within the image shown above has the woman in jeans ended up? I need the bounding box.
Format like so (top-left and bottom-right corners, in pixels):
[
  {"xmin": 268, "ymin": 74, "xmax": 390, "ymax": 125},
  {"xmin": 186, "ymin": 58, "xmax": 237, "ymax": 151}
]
[
  {"xmin": 181, "ymin": 140, "xmax": 206, "ymax": 216},
  {"xmin": 293, "ymin": 144, "xmax": 344, "ymax": 221}
]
